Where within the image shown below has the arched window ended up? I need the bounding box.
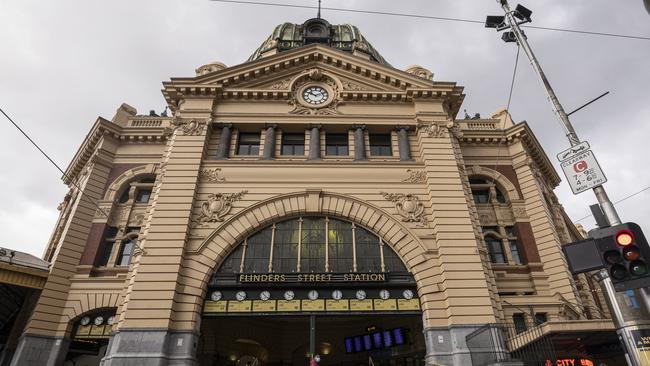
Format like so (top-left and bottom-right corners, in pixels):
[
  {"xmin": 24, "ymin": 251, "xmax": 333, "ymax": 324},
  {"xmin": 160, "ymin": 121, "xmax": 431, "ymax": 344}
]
[
  {"xmin": 469, "ymin": 178, "xmax": 507, "ymax": 204},
  {"xmin": 218, "ymin": 216, "xmax": 407, "ymax": 274},
  {"xmin": 118, "ymin": 176, "xmax": 155, "ymax": 204}
]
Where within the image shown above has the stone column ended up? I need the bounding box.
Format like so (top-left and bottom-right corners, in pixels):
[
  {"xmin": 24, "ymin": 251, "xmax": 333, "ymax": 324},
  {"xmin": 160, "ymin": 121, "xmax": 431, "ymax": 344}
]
[
  {"xmin": 396, "ymin": 126, "xmax": 412, "ymax": 161},
  {"xmin": 353, "ymin": 124, "xmax": 366, "ymax": 161},
  {"xmin": 262, "ymin": 123, "xmax": 277, "ymax": 160},
  {"xmin": 308, "ymin": 125, "xmax": 321, "ymax": 160},
  {"xmin": 215, "ymin": 123, "xmax": 232, "ymax": 160}
]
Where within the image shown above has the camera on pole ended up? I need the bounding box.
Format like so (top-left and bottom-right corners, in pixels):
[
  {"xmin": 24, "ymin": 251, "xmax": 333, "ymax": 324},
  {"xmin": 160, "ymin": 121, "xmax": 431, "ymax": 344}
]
[{"xmin": 563, "ymin": 222, "xmax": 650, "ymax": 291}]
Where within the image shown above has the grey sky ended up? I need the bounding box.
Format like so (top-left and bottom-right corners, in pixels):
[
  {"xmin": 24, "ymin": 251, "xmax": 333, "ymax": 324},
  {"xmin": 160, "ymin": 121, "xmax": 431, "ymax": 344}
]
[{"xmin": 1, "ymin": 0, "xmax": 648, "ymax": 258}]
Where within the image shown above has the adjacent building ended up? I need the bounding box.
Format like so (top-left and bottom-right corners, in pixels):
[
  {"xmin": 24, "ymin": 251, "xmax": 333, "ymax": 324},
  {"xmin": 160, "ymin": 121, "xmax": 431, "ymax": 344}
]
[{"xmin": 9, "ymin": 17, "xmax": 623, "ymax": 366}]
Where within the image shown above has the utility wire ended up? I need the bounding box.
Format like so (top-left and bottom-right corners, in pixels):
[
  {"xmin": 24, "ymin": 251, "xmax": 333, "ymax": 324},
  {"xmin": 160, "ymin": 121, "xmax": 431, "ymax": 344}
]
[
  {"xmin": 0, "ymin": 107, "xmax": 109, "ymax": 218},
  {"xmin": 575, "ymin": 186, "xmax": 650, "ymax": 223},
  {"xmin": 210, "ymin": 0, "xmax": 650, "ymax": 41},
  {"xmin": 489, "ymin": 44, "xmax": 520, "ymax": 190}
]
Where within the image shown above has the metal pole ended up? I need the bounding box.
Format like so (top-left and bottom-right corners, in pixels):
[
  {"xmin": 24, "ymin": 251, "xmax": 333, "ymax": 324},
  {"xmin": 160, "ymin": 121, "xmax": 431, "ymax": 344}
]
[
  {"xmin": 309, "ymin": 315, "xmax": 316, "ymax": 357},
  {"xmin": 496, "ymin": 1, "xmax": 643, "ymax": 363}
]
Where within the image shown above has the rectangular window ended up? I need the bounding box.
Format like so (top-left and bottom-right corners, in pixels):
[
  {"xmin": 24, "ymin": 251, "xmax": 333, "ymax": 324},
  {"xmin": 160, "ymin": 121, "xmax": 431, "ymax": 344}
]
[
  {"xmin": 237, "ymin": 132, "xmax": 260, "ymax": 155},
  {"xmin": 513, "ymin": 313, "xmax": 527, "ymax": 334},
  {"xmin": 369, "ymin": 134, "xmax": 392, "ymax": 156},
  {"xmin": 326, "ymin": 133, "xmax": 349, "ymax": 156},
  {"xmin": 472, "ymin": 189, "xmax": 490, "ymax": 204},
  {"xmin": 135, "ymin": 188, "xmax": 152, "ymax": 203},
  {"xmin": 534, "ymin": 313, "xmax": 548, "ymax": 325},
  {"xmin": 485, "ymin": 236, "xmax": 507, "ymax": 264},
  {"xmin": 509, "ymin": 240, "xmax": 523, "ymax": 264},
  {"xmin": 116, "ymin": 239, "xmax": 136, "ymax": 266},
  {"xmin": 281, "ymin": 133, "xmax": 305, "ymax": 156}
]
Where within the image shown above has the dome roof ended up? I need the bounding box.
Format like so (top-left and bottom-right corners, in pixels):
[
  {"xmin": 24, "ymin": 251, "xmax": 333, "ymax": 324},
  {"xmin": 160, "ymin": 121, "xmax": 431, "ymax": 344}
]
[{"xmin": 248, "ymin": 19, "xmax": 390, "ymax": 66}]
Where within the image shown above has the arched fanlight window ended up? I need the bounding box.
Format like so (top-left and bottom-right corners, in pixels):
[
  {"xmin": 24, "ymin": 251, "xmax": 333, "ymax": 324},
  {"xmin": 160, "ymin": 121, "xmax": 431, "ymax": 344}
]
[
  {"xmin": 217, "ymin": 216, "xmax": 407, "ymax": 274},
  {"xmin": 469, "ymin": 178, "xmax": 507, "ymax": 204}
]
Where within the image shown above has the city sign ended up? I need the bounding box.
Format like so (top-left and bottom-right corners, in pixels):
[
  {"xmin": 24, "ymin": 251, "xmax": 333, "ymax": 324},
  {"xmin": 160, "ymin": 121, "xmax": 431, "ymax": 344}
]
[
  {"xmin": 559, "ymin": 150, "xmax": 607, "ymax": 194},
  {"xmin": 237, "ymin": 273, "xmax": 387, "ymax": 283}
]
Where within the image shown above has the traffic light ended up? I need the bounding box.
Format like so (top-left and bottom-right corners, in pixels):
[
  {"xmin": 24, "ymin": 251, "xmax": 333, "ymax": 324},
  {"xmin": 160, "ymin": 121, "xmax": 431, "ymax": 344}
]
[{"xmin": 592, "ymin": 223, "xmax": 650, "ymax": 291}]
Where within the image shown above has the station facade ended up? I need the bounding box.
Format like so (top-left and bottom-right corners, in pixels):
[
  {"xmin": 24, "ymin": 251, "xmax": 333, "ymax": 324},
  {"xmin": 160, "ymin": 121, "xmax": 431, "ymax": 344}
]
[{"xmin": 9, "ymin": 18, "xmax": 622, "ymax": 366}]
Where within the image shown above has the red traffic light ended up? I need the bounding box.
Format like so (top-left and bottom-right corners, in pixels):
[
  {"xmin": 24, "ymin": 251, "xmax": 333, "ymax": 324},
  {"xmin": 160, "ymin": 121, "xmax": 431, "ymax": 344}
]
[{"xmin": 616, "ymin": 230, "xmax": 635, "ymax": 246}]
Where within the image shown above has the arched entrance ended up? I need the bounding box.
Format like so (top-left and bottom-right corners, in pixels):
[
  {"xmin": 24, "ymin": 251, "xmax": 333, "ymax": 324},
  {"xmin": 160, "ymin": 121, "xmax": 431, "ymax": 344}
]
[{"xmin": 197, "ymin": 216, "xmax": 426, "ymax": 366}]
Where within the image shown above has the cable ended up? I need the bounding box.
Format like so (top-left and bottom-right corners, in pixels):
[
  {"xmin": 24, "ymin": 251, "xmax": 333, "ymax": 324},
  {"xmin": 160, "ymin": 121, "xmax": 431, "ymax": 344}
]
[
  {"xmin": 489, "ymin": 44, "xmax": 520, "ymax": 190},
  {"xmin": 0, "ymin": 106, "xmax": 109, "ymax": 218},
  {"xmin": 575, "ymin": 186, "xmax": 650, "ymax": 223},
  {"xmin": 209, "ymin": 0, "xmax": 650, "ymax": 41}
]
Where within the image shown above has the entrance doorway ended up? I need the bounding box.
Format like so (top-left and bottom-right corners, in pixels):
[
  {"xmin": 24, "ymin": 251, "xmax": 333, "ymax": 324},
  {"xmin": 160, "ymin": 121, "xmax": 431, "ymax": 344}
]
[{"xmin": 198, "ymin": 315, "xmax": 425, "ymax": 366}]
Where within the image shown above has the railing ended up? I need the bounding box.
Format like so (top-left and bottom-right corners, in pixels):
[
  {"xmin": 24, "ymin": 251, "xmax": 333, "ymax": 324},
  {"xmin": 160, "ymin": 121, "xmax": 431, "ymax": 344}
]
[
  {"xmin": 457, "ymin": 119, "xmax": 500, "ymax": 131},
  {"xmin": 128, "ymin": 117, "xmax": 172, "ymax": 128},
  {"xmin": 467, "ymin": 321, "xmax": 557, "ymax": 366}
]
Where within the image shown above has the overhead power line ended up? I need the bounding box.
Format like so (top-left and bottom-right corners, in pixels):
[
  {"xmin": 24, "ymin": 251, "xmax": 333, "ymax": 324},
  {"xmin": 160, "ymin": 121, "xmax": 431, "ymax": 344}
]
[
  {"xmin": 575, "ymin": 186, "xmax": 650, "ymax": 223},
  {"xmin": 209, "ymin": 0, "xmax": 650, "ymax": 41},
  {"xmin": 0, "ymin": 106, "xmax": 109, "ymax": 218}
]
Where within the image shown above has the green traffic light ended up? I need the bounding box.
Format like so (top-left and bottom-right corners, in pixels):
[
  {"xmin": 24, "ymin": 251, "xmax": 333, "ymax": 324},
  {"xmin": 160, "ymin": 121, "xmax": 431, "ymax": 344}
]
[{"xmin": 630, "ymin": 260, "xmax": 648, "ymax": 276}]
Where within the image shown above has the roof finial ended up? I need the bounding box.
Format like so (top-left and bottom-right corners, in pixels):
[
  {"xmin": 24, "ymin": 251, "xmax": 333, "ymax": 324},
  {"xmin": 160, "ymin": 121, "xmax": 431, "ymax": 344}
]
[{"xmin": 317, "ymin": 0, "xmax": 321, "ymax": 19}]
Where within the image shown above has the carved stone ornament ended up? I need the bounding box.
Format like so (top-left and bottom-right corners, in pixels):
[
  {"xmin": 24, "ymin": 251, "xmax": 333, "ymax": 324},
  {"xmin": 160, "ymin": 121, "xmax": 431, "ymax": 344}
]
[
  {"xmin": 268, "ymin": 78, "xmax": 291, "ymax": 90},
  {"xmin": 446, "ymin": 121, "xmax": 464, "ymax": 139},
  {"xmin": 194, "ymin": 190, "xmax": 247, "ymax": 226},
  {"xmin": 417, "ymin": 122, "xmax": 448, "ymax": 138},
  {"xmin": 173, "ymin": 119, "xmax": 207, "ymax": 136},
  {"xmin": 381, "ymin": 192, "xmax": 428, "ymax": 226},
  {"xmin": 288, "ymin": 69, "xmax": 342, "ymax": 115},
  {"xmin": 341, "ymin": 79, "xmax": 365, "ymax": 91},
  {"xmin": 405, "ymin": 65, "xmax": 434, "ymax": 81},
  {"xmin": 403, "ymin": 169, "xmax": 427, "ymax": 183},
  {"xmin": 199, "ymin": 168, "xmax": 226, "ymax": 182}
]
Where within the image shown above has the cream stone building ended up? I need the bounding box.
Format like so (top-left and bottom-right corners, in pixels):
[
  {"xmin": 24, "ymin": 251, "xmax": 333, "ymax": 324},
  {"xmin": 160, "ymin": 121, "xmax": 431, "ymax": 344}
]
[{"xmin": 9, "ymin": 18, "xmax": 623, "ymax": 366}]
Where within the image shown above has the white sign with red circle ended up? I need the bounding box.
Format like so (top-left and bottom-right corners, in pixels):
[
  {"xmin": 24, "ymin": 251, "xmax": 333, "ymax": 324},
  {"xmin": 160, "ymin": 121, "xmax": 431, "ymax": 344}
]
[{"xmin": 560, "ymin": 150, "xmax": 607, "ymax": 194}]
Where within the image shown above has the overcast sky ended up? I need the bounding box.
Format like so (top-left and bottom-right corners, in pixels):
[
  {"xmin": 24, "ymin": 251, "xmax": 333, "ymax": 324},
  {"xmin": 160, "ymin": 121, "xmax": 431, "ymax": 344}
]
[{"xmin": 1, "ymin": 0, "xmax": 648, "ymax": 258}]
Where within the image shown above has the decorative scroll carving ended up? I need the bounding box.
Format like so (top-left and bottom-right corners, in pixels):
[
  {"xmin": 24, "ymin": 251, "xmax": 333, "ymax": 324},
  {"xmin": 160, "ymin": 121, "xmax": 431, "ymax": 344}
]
[
  {"xmin": 341, "ymin": 80, "xmax": 364, "ymax": 91},
  {"xmin": 199, "ymin": 168, "xmax": 226, "ymax": 182},
  {"xmin": 268, "ymin": 78, "xmax": 291, "ymax": 90},
  {"xmin": 418, "ymin": 123, "xmax": 448, "ymax": 138},
  {"xmin": 403, "ymin": 169, "xmax": 427, "ymax": 183},
  {"xmin": 381, "ymin": 192, "xmax": 428, "ymax": 226},
  {"xmin": 405, "ymin": 65, "xmax": 434, "ymax": 81},
  {"xmin": 173, "ymin": 119, "xmax": 207, "ymax": 136},
  {"xmin": 194, "ymin": 190, "xmax": 248, "ymax": 226}
]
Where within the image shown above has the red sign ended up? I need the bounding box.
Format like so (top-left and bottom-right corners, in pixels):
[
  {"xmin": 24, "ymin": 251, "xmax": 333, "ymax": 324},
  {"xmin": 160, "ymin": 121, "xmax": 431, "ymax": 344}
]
[
  {"xmin": 573, "ymin": 160, "xmax": 588, "ymax": 173},
  {"xmin": 545, "ymin": 359, "xmax": 594, "ymax": 366}
]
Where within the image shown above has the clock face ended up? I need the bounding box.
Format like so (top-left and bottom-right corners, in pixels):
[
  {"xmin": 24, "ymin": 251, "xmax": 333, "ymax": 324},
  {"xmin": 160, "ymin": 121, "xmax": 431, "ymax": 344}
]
[
  {"xmin": 355, "ymin": 290, "xmax": 367, "ymax": 300},
  {"xmin": 260, "ymin": 290, "xmax": 271, "ymax": 301},
  {"xmin": 302, "ymin": 86, "xmax": 329, "ymax": 105},
  {"xmin": 94, "ymin": 316, "xmax": 104, "ymax": 326},
  {"xmin": 235, "ymin": 291, "xmax": 247, "ymax": 301},
  {"xmin": 332, "ymin": 290, "xmax": 343, "ymax": 300},
  {"xmin": 379, "ymin": 289, "xmax": 391, "ymax": 300},
  {"xmin": 210, "ymin": 291, "xmax": 223, "ymax": 301},
  {"xmin": 80, "ymin": 316, "xmax": 91, "ymax": 326},
  {"xmin": 284, "ymin": 290, "xmax": 295, "ymax": 301},
  {"xmin": 107, "ymin": 316, "xmax": 115, "ymax": 325},
  {"xmin": 403, "ymin": 289, "xmax": 414, "ymax": 300},
  {"xmin": 308, "ymin": 290, "xmax": 319, "ymax": 300}
]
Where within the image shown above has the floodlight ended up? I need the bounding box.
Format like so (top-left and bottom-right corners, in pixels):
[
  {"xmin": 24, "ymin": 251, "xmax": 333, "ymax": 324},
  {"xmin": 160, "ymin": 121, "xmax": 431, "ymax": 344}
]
[
  {"xmin": 485, "ymin": 15, "xmax": 505, "ymax": 28},
  {"xmin": 514, "ymin": 4, "xmax": 532, "ymax": 21},
  {"xmin": 501, "ymin": 32, "xmax": 517, "ymax": 43}
]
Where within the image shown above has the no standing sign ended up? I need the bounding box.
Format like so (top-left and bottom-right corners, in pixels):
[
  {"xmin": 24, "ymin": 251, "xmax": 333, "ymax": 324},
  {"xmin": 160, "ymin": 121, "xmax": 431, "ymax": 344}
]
[{"xmin": 558, "ymin": 145, "xmax": 608, "ymax": 194}]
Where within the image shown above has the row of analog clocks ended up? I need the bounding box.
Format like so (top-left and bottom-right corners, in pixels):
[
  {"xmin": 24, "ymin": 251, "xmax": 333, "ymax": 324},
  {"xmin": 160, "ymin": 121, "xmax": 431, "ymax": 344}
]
[
  {"xmin": 210, "ymin": 289, "xmax": 414, "ymax": 302},
  {"xmin": 79, "ymin": 315, "xmax": 115, "ymax": 326}
]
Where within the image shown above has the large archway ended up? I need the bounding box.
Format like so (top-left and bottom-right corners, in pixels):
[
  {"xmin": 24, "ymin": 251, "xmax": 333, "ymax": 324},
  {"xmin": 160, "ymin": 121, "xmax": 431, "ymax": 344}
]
[{"xmin": 197, "ymin": 215, "xmax": 426, "ymax": 366}]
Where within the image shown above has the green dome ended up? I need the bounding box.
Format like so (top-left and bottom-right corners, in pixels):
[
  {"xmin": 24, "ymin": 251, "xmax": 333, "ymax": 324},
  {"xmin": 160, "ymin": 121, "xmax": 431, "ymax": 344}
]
[{"xmin": 248, "ymin": 18, "xmax": 390, "ymax": 66}]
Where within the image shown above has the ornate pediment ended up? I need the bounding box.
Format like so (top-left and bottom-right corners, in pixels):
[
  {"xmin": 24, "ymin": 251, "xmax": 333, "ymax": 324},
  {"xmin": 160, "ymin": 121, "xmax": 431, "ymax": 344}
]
[{"xmin": 162, "ymin": 44, "xmax": 465, "ymax": 116}]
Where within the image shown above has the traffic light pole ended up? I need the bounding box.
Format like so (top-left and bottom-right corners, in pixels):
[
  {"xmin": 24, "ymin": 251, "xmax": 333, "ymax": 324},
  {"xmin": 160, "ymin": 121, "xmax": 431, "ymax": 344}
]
[{"xmin": 496, "ymin": 1, "xmax": 646, "ymax": 364}]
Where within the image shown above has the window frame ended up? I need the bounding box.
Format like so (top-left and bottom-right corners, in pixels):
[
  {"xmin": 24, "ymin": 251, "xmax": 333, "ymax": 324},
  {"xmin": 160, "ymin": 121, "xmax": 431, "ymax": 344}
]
[
  {"xmin": 281, "ymin": 132, "xmax": 306, "ymax": 156},
  {"xmin": 369, "ymin": 133, "xmax": 392, "ymax": 157},
  {"xmin": 325, "ymin": 133, "xmax": 349, "ymax": 156},
  {"xmin": 236, "ymin": 132, "xmax": 261, "ymax": 156}
]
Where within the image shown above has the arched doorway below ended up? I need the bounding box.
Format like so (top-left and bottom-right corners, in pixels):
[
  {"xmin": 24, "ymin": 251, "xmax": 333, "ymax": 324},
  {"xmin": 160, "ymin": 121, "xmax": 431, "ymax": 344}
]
[{"xmin": 197, "ymin": 216, "xmax": 427, "ymax": 366}]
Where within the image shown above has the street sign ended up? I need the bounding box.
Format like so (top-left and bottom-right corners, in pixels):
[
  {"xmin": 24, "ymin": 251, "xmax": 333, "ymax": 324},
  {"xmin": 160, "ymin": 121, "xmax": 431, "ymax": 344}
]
[
  {"xmin": 557, "ymin": 141, "xmax": 591, "ymax": 162},
  {"xmin": 560, "ymin": 150, "xmax": 607, "ymax": 194}
]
